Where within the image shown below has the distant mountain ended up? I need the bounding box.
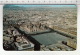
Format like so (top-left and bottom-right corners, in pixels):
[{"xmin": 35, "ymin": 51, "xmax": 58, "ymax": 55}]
[
  {"xmin": 4, "ymin": 5, "xmax": 20, "ymax": 8},
  {"xmin": 4, "ymin": 5, "xmax": 76, "ymax": 11}
]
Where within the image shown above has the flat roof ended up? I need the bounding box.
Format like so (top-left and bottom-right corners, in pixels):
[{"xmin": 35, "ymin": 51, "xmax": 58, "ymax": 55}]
[{"xmin": 31, "ymin": 32, "xmax": 68, "ymax": 46}]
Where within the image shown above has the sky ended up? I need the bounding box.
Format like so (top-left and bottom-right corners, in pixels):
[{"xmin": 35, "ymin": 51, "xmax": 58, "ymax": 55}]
[{"xmin": 5, "ymin": 5, "xmax": 76, "ymax": 7}]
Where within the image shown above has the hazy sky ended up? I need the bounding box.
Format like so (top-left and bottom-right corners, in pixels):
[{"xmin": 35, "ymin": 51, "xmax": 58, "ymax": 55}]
[{"xmin": 5, "ymin": 5, "xmax": 76, "ymax": 7}]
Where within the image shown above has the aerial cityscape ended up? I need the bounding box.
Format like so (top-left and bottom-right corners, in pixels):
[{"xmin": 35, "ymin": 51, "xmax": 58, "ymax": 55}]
[{"xmin": 3, "ymin": 5, "xmax": 77, "ymax": 51}]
